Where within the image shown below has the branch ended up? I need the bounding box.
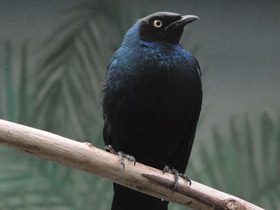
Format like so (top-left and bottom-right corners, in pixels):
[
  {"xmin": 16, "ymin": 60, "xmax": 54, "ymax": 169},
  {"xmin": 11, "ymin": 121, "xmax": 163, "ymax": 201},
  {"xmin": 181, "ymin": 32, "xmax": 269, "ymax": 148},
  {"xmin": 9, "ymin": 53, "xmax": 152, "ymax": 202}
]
[{"xmin": 0, "ymin": 119, "xmax": 263, "ymax": 210}]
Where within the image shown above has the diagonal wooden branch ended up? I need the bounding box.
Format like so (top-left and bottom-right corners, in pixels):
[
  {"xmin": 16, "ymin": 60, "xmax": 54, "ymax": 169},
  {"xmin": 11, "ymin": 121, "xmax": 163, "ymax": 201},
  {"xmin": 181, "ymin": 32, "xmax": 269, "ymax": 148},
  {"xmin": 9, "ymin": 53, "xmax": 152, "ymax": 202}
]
[{"xmin": 0, "ymin": 119, "xmax": 263, "ymax": 210}]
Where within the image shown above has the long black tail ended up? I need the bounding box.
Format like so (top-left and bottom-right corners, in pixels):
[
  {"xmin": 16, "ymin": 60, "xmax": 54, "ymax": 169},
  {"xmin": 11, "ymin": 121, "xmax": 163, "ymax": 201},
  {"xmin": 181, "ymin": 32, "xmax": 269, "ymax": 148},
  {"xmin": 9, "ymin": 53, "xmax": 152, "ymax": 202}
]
[{"xmin": 111, "ymin": 184, "xmax": 168, "ymax": 210}]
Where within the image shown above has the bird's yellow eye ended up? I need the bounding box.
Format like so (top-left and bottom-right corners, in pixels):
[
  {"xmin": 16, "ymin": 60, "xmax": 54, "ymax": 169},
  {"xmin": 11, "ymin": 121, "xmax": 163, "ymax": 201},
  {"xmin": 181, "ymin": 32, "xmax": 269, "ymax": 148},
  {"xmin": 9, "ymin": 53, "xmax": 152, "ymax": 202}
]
[{"xmin": 153, "ymin": 20, "xmax": 163, "ymax": 28}]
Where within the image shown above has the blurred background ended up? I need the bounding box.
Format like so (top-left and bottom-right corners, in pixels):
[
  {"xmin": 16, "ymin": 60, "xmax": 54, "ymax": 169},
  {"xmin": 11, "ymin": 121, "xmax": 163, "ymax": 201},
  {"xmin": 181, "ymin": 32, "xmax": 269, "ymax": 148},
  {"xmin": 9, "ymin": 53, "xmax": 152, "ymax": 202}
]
[{"xmin": 0, "ymin": 0, "xmax": 279, "ymax": 209}]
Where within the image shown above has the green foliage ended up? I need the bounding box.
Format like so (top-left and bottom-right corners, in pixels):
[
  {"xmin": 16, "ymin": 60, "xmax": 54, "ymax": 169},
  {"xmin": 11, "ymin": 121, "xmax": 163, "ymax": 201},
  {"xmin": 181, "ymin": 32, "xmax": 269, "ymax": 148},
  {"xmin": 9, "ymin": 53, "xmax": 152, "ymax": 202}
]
[
  {"xmin": 32, "ymin": 1, "xmax": 134, "ymax": 142},
  {"xmin": 0, "ymin": 2, "xmax": 132, "ymax": 209},
  {"xmin": 0, "ymin": 41, "xmax": 31, "ymax": 123},
  {"xmin": 170, "ymin": 112, "xmax": 280, "ymax": 210},
  {"xmin": 0, "ymin": 41, "xmax": 15, "ymax": 121},
  {"xmin": 0, "ymin": 145, "xmax": 115, "ymax": 210}
]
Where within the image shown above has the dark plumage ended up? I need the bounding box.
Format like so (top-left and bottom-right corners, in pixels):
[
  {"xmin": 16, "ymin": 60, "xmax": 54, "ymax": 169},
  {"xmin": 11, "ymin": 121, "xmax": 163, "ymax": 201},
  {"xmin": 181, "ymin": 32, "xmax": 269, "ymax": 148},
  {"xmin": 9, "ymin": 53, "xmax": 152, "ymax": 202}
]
[{"xmin": 102, "ymin": 12, "xmax": 202, "ymax": 210}]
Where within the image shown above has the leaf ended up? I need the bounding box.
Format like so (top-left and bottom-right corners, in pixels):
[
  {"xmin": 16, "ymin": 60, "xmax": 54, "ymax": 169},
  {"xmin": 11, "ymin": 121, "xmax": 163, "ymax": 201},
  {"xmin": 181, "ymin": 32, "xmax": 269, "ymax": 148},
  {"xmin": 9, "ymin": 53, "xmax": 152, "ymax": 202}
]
[
  {"xmin": 31, "ymin": 1, "xmax": 137, "ymax": 145},
  {"xmin": 18, "ymin": 42, "xmax": 29, "ymax": 124},
  {"xmin": 191, "ymin": 111, "xmax": 280, "ymax": 210},
  {"xmin": 1, "ymin": 42, "xmax": 15, "ymax": 121},
  {"xmin": 0, "ymin": 148, "xmax": 74, "ymax": 210}
]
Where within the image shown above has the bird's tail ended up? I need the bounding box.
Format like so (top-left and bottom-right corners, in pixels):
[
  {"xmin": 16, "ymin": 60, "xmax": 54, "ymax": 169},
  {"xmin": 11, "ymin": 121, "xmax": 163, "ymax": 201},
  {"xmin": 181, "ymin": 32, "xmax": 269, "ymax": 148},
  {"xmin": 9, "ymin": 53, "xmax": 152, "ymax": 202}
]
[{"xmin": 111, "ymin": 184, "xmax": 168, "ymax": 210}]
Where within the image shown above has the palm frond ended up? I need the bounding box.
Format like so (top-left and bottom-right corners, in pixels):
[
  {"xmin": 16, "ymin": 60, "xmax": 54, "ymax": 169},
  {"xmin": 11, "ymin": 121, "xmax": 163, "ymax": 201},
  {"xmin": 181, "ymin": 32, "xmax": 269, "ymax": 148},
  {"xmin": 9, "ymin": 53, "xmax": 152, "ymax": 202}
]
[
  {"xmin": 171, "ymin": 111, "xmax": 280, "ymax": 210},
  {"xmin": 32, "ymin": 1, "xmax": 136, "ymax": 143},
  {"xmin": 18, "ymin": 42, "xmax": 30, "ymax": 124},
  {"xmin": 0, "ymin": 42, "xmax": 15, "ymax": 121},
  {"xmin": 196, "ymin": 111, "xmax": 279, "ymax": 209},
  {"xmin": 0, "ymin": 148, "xmax": 76, "ymax": 210},
  {"xmin": 0, "ymin": 41, "xmax": 33, "ymax": 123}
]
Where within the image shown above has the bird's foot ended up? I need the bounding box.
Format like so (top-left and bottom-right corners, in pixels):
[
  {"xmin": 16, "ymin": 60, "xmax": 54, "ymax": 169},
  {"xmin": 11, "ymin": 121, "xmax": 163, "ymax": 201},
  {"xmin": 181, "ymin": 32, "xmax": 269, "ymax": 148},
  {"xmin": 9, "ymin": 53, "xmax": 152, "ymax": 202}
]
[
  {"xmin": 105, "ymin": 145, "xmax": 136, "ymax": 170},
  {"xmin": 163, "ymin": 165, "xmax": 191, "ymax": 190}
]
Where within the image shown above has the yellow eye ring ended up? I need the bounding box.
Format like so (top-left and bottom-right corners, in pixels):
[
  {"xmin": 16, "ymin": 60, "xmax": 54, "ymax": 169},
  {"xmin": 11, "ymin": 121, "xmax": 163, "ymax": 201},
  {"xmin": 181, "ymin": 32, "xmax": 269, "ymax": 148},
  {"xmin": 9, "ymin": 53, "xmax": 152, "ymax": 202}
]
[{"xmin": 153, "ymin": 20, "xmax": 163, "ymax": 28}]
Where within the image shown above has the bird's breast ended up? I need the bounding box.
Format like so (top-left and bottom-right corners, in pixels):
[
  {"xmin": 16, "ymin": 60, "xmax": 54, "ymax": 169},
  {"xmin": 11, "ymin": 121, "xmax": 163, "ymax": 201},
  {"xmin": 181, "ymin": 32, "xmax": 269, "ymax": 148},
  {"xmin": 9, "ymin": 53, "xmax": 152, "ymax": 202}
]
[
  {"xmin": 103, "ymin": 46, "xmax": 202, "ymax": 164},
  {"xmin": 109, "ymin": 52, "xmax": 201, "ymax": 125}
]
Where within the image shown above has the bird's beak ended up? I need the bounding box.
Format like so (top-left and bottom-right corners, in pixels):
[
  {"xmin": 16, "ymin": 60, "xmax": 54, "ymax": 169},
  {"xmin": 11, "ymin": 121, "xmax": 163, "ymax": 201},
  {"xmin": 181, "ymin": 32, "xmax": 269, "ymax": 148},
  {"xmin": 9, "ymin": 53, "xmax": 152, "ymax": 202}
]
[{"xmin": 165, "ymin": 15, "xmax": 199, "ymax": 31}]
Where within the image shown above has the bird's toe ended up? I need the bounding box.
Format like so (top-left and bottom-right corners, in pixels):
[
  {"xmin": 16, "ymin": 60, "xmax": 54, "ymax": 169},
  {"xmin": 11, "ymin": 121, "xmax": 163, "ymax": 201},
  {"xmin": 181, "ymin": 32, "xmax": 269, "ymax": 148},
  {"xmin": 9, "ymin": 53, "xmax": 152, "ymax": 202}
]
[
  {"xmin": 162, "ymin": 165, "xmax": 191, "ymax": 190},
  {"xmin": 105, "ymin": 145, "xmax": 136, "ymax": 170},
  {"xmin": 117, "ymin": 151, "xmax": 136, "ymax": 170},
  {"xmin": 179, "ymin": 173, "xmax": 192, "ymax": 186},
  {"xmin": 105, "ymin": 145, "xmax": 117, "ymax": 154}
]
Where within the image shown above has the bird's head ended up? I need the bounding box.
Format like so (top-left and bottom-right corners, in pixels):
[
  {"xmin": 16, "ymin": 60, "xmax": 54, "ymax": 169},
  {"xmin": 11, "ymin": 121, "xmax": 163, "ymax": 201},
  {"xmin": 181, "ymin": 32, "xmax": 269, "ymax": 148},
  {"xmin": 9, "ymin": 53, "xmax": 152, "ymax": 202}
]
[{"xmin": 139, "ymin": 12, "xmax": 199, "ymax": 45}]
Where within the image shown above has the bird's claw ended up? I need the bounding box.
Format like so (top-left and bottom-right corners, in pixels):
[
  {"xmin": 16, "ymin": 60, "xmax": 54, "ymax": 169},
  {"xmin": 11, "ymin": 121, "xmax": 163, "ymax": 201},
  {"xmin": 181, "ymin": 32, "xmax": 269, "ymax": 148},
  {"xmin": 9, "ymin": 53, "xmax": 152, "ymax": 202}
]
[
  {"xmin": 105, "ymin": 145, "xmax": 117, "ymax": 154},
  {"xmin": 105, "ymin": 145, "xmax": 136, "ymax": 170},
  {"xmin": 163, "ymin": 165, "xmax": 191, "ymax": 190},
  {"xmin": 118, "ymin": 151, "xmax": 136, "ymax": 170},
  {"xmin": 178, "ymin": 173, "xmax": 191, "ymax": 186}
]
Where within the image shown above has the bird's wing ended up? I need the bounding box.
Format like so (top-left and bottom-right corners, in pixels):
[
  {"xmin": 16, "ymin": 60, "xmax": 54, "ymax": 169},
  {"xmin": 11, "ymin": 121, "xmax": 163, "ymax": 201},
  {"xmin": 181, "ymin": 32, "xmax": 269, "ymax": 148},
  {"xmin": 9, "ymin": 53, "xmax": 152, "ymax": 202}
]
[
  {"xmin": 174, "ymin": 112, "xmax": 200, "ymax": 173},
  {"xmin": 102, "ymin": 55, "xmax": 119, "ymax": 146},
  {"xmin": 105, "ymin": 50, "xmax": 119, "ymax": 76},
  {"xmin": 103, "ymin": 118, "xmax": 112, "ymax": 146},
  {"xmin": 195, "ymin": 57, "xmax": 202, "ymax": 78},
  {"xmin": 173, "ymin": 57, "xmax": 202, "ymax": 172}
]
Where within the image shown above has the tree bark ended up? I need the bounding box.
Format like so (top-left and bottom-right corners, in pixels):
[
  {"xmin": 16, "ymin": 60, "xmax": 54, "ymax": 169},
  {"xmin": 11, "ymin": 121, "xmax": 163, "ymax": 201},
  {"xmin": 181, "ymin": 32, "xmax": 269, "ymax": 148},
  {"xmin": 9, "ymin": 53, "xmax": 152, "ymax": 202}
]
[{"xmin": 0, "ymin": 119, "xmax": 264, "ymax": 210}]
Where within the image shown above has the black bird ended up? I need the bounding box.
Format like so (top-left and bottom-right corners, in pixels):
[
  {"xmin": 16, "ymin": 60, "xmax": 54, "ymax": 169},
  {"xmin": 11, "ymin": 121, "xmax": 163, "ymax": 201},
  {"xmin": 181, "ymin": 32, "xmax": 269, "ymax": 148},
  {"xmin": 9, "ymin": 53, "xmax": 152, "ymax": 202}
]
[{"xmin": 102, "ymin": 12, "xmax": 202, "ymax": 210}]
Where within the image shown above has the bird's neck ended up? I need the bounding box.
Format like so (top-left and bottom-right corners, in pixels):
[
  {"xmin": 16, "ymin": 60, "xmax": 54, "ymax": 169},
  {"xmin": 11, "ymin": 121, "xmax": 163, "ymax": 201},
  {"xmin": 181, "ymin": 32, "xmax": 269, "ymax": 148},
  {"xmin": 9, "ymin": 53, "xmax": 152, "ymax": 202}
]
[{"xmin": 122, "ymin": 22, "xmax": 141, "ymax": 47}]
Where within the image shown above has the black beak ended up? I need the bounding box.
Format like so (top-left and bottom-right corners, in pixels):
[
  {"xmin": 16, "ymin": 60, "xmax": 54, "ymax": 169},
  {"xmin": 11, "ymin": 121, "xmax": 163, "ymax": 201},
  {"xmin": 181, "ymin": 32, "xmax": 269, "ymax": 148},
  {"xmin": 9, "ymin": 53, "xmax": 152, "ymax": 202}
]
[{"xmin": 165, "ymin": 15, "xmax": 199, "ymax": 31}]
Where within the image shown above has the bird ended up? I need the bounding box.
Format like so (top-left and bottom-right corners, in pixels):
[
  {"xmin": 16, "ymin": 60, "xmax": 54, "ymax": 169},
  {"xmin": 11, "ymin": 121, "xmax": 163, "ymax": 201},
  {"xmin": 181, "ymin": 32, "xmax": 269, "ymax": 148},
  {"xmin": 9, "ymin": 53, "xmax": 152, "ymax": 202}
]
[{"xmin": 102, "ymin": 11, "xmax": 202, "ymax": 210}]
